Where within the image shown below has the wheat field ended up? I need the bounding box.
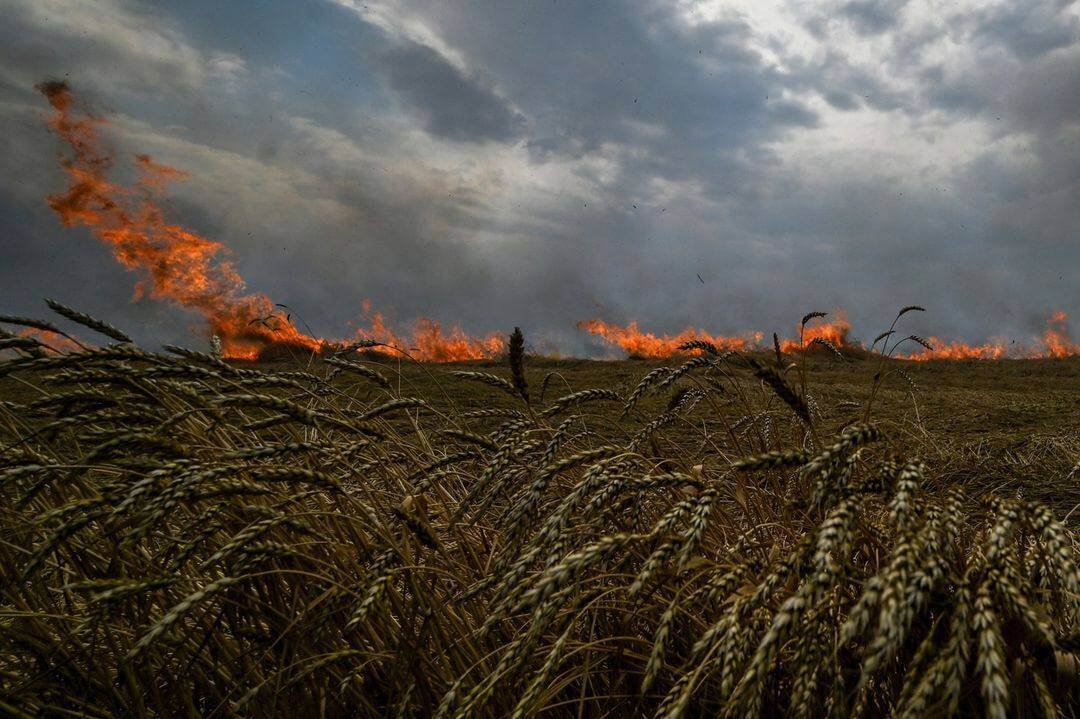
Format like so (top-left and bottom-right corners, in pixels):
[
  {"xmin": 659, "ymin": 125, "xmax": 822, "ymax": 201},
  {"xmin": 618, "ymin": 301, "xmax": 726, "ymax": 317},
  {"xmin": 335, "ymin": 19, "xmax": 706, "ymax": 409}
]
[{"xmin": 2, "ymin": 304, "xmax": 1079, "ymax": 717}]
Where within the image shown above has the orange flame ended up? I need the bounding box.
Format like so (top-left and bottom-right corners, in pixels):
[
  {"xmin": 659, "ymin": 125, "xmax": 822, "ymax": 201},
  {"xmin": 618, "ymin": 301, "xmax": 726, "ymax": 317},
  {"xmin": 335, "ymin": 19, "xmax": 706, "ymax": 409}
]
[
  {"xmin": 577, "ymin": 314, "xmax": 851, "ymax": 358},
  {"xmin": 18, "ymin": 328, "xmax": 83, "ymax": 354},
  {"xmin": 900, "ymin": 339, "xmax": 1007, "ymax": 361},
  {"xmin": 351, "ymin": 301, "xmax": 504, "ymax": 362},
  {"xmin": 576, "ymin": 318, "xmax": 762, "ymax": 358},
  {"xmin": 36, "ymin": 83, "xmax": 1076, "ymax": 364},
  {"xmin": 1042, "ymin": 310, "xmax": 1078, "ymax": 359},
  {"xmin": 580, "ymin": 311, "xmax": 1076, "ymax": 361},
  {"xmin": 779, "ymin": 314, "xmax": 852, "ymax": 354},
  {"xmin": 38, "ymin": 81, "xmax": 501, "ymax": 362},
  {"xmin": 900, "ymin": 311, "xmax": 1077, "ymax": 361}
]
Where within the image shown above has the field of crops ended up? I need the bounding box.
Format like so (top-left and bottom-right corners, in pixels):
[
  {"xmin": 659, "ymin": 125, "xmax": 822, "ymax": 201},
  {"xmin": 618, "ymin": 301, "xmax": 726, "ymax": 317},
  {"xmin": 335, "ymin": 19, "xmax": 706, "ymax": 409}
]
[{"xmin": 2, "ymin": 308, "xmax": 1079, "ymax": 717}]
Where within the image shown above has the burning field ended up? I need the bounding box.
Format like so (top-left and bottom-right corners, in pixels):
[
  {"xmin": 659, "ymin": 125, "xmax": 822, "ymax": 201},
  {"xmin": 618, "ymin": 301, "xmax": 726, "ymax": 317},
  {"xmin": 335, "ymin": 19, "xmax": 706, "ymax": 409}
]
[
  {"xmin": 1, "ymin": 83, "xmax": 1079, "ymax": 719},
  {"xmin": 30, "ymin": 82, "xmax": 1079, "ymax": 364},
  {"xmin": 34, "ymin": 81, "xmax": 504, "ymax": 363}
]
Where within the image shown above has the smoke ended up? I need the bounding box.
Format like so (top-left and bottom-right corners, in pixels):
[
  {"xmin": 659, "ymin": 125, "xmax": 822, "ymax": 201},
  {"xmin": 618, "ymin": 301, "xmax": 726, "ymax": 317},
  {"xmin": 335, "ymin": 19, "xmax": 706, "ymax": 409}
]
[
  {"xmin": 37, "ymin": 81, "xmax": 504, "ymax": 361},
  {"xmin": 32, "ymin": 81, "xmax": 1080, "ymax": 361}
]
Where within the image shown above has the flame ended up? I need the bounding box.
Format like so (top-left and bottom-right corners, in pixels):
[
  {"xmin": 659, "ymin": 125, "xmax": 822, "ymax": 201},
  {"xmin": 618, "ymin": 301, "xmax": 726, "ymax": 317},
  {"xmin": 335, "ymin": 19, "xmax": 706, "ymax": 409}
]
[
  {"xmin": 35, "ymin": 83, "xmax": 1077, "ymax": 364},
  {"xmin": 900, "ymin": 339, "xmax": 1008, "ymax": 361},
  {"xmin": 351, "ymin": 301, "xmax": 504, "ymax": 362},
  {"xmin": 779, "ymin": 314, "xmax": 852, "ymax": 354},
  {"xmin": 38, "ymin": 81, "xmax": 501, "ymax": 362},
  {"xmin": 576, "ymin": 318, "xmax": 762, "ymax": 358},
  {"xmin": 577, "ymin": 315, "xmax": 852, "ymax": 358},
  {"xmin": 1042, "ymin": 310, "xmax": 1078, "ymax": 358},
  {"xmin": 19, "ymin": 328, "xmax": 83, "ymax": 354},
  {"xmin": 900, "ymin": 311, "xmax": 1077, "ymax": 361},
  {"xmin": 580, "ymin": 311, "xmax": 1076, "ymax": 361}
]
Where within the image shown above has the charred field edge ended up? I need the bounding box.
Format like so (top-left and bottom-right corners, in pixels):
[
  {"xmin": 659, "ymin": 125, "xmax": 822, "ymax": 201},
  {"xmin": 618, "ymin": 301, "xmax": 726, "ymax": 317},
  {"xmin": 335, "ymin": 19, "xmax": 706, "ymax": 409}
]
[{"xmin": 1, "ymin": 303, "xmax": 1079, "ymax": 718}]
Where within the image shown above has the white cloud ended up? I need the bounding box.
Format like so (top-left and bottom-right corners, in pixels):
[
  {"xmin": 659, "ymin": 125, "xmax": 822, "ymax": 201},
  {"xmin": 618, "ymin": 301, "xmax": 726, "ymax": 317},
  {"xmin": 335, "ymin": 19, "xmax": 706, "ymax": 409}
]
[
  {"xmin": 329, "ymin": 0, "xmax": 472, "ymax": 74},
  {"xmin": 207, "ymin": 53, "xmax": 248, "ymax": 90},
  {"xmin": 2, "ymin": 0, "xmax": 206, "ymax": 93}
]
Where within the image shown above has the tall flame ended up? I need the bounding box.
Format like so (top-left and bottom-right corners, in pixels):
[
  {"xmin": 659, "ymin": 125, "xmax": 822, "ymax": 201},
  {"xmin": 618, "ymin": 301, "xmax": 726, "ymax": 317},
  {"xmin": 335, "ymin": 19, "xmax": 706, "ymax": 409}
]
[
  {"xmin": 34, "ymin": 82, "xmax": 1077, "ymax": 364},
  {"xmin": 38, "ymin": 81, "xmax": 501, "ymax": 361},
  {"xmin": 1042, "ymin": 311, "xmax": 1078, "ymax": 359}
]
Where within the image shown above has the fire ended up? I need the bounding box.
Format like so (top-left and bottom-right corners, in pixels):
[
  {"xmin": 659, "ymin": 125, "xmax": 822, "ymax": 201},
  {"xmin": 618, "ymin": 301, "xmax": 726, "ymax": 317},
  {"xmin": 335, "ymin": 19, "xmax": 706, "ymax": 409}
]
[
  {"xmin": 351, "ymin": 302, "xmax": 503, "ymax": 362},
  {"xmin": 1043, "ymin": 310, "xmax": 1078, "ymax": 359},
  {"xmin": 900, "ymin": 311, "xmax": 1077, "ymax": 361},
  {"xmin": 580, "ymin": 311, "xmax": 1077, "ymax": 361},
  {"xmin": 576, "ymin": 318, "xmax": 762, "ymax": 359},
  {"xmin": 35, "ymin": 83, "xmax": 1076, "ymax": 365},
  {"xmin": 37, "ymin": 81, "xmax": 501, "ymax": 362},
  {"xmin": 19, "ymin": 328, "xmax": 83, "ymax": 354},
  {"xmin": 900, "ymin": 339, "xmax": 1008, "ymax": 361},
  {"xmin": 577, "ymin": 314, "xmax": 851, "ymax": 359},
  {"xmin": 779, "ymin": 314, "xmax": 852, "ymax": 354}
]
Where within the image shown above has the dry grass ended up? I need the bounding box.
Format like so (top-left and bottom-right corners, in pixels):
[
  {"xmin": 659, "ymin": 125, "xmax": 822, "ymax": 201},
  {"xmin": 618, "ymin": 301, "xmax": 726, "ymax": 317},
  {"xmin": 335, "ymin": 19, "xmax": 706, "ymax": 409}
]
[{"xmin": 1, "ymin": 304, "xmax": 1078, "ymax": 717}]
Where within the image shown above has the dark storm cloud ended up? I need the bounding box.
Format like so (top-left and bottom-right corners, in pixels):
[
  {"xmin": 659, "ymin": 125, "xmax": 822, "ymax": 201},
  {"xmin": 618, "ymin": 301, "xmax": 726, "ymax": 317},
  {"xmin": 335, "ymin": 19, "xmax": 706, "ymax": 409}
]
[
  {"xmin": 374, "ymin": 41, "xmax": 526, "ymax": 143},
  {"xmin": 342, "ymin": 1, "xmax": 836, "ymax": 339},
  {"xmin": 838, "ymin": 0, "xmax": 908, "ymax": 36},
  {"xmin": 822, "ymin": 90, "xmax": 859, "ymax": 111},
  {"xmin": 0, "ymin": 0, "xmax": 1076, "ymax": 353},
  {"xmin": 904, "ymin": 2, "xmax": 1080, "ymax": 295},
  {"xmin": 0, "ymin": 0, "xmax": 497, "ymax": 346},
  {"xmin": 970, "ymin": 0, "xmax": 1079, "ymax": 59},
  {"xmin": 396, "ymin": 1, "xmax": 820, "ymax": 181}
]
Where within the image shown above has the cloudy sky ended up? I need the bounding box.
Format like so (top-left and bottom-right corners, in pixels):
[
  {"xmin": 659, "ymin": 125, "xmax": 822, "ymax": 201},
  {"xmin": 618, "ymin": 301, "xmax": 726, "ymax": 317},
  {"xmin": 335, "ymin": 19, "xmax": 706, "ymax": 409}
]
[{"xmin": 0, "ymin": 0, "xmax": 1077, "ymax": 353}]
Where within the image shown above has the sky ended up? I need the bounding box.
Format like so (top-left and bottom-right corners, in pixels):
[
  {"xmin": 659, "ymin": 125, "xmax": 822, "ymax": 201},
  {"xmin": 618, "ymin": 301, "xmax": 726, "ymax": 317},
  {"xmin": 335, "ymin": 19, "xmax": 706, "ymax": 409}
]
[{"xmin": 0, "ymin": 0, "xmax": 1077, "ymax": 354}]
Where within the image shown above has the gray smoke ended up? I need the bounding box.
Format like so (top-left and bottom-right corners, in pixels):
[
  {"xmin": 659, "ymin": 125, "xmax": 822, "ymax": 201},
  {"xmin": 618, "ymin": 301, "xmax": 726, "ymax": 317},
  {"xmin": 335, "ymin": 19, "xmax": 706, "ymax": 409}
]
[{"xmin": 0, "ymin": 0, "xmax": 1076, "ymax": 354}]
